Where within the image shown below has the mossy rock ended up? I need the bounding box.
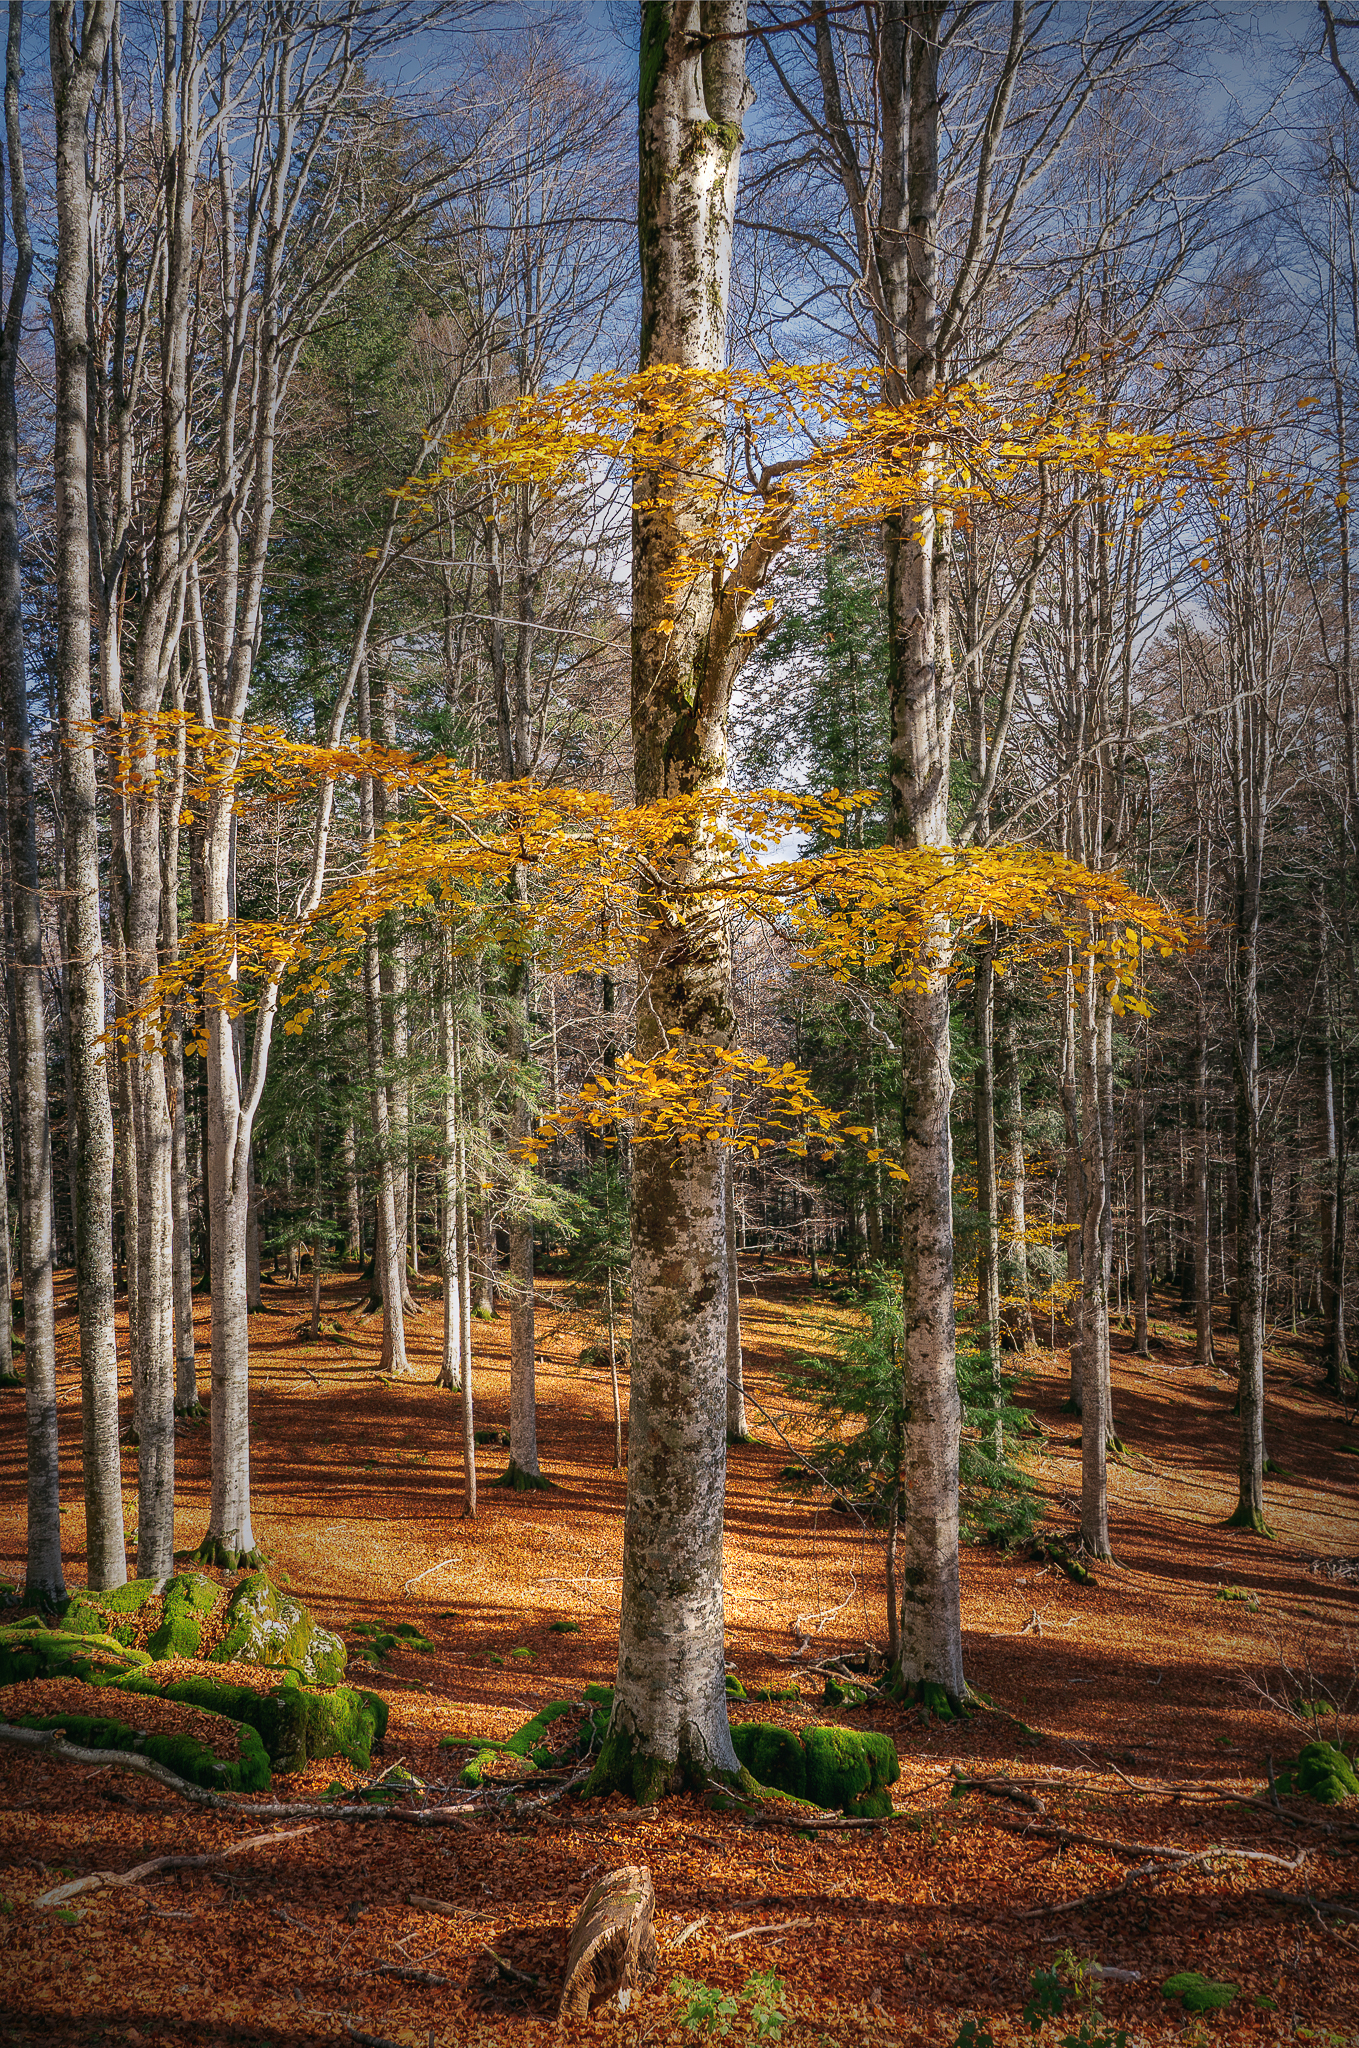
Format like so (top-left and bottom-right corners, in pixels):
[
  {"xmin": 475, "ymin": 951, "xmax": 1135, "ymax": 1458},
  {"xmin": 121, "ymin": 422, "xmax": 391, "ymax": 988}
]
[
  {"xmin": 146, "ymin": 1572, "xmax": 220, "ymax": 1661},
  {"xmin": 729, "ymin": 1721, "xmax": 898, "ymax": 1815},
  {"xmin": 460, "ymin": 1745, "xmax": 500, "ymax": 1788},
  {"xmin": 1276, "ymin": 1740, "xmax": 1359, "ymax": 1805},
  {"xmin": 115, "ymin": 1669, "xmax": 386, "ymax": 1773},
  {"xmin": 0, "ymin": 1625, "xmax": 151, "ymax": 1690},
  {"xmin": 62, "ymin": 1579, "xmax": 163, "ymax": 1648},
  {"xmin": 724, "ymin": 1675, "xmax": 747, "ymax": 1699},
  {"xmin": 746, "ymin": 1684, "xmax": 799, "ymax": 1703},
  {"xmin": 210, "ymin": 1573, "xmax": 346, "ymax": 1685},
  {"xmin": 803, "ymin": 1724, "xmax": 898, "ymax": 1811},
  {"xmin": 1162, "ymin": 1972, "xmax": 1238, "ymax": 2012},
  {"xmin": 731, "ymin": 1722, "xmax": 807, "ymax": 1801},
  {"xmin": 551, "ymin": 1619, "xmax": 580, "ymax": 1634},
  {"xmin": 821, "ymin": 1675, "xmax": 869, "ymax": 1708},
  {"xmin": 12, "ymin": 1708, "xmax": 269, "ymax": 1793}
]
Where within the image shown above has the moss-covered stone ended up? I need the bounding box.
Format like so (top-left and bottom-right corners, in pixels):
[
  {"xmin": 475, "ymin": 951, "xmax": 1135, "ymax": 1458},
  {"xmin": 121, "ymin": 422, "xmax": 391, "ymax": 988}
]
[
  {"xmin": 728, "ymin": 1722, "xmax": 898, "ymax": 1814},
  {"xmin": 460, "ymin": 1745, "xmax": 500, "ymax": 1788},
  {"xmin": 1276, "ymin": 1740, "xmax": 1359, "ymax": 1804},
  {"xmin": 114, "ymin": 1670, "xmax": 386, "ymax": 1773},
  {"xmin": 730, "ymin": 1722, "xmax": 807, "ymax": 1801},
  {"xmin": 803, "ymin": 1724, "xmax": 874, "ymax": 1808},
  {"xmin": 146, "ymin": 1573, "xmax": 219, "ymax": 1661},
  {"xmin": 12, "ymin": 1709, "xmax": 270, "ymax": 1793},
  {"xmin": 62, "ymin": 1580, "xmax": 162, "ymax": 1648},
  {"xmin": 1162, "ymin": 1973, "xmax": 1238, "ymax": 2012},
  {"xmin": 724, "ymin": 1675, "xmax": 747, "ymax": 1698},
  {"xmin": 0, "ymin": 1625, "xmax": 150, "ymax": 1689},
  {"xmin": 210, "ymin": 1574, "xmax": 346, "ymax": 1685}
]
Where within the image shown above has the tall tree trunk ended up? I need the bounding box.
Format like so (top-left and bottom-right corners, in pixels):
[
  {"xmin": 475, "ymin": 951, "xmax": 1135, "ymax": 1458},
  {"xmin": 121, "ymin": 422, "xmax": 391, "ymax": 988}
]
[
  {"xmin": 997, "ymin": 1009, "xmax": 1035, "ymax": 1352},
  {"xmin": 438, "ymin": 947, "xmax": 462, "ymax": 1395},
  {"xmin": 1132, "ymin": 1071, "xmax": 1151, "ymax": 1357},
  {"xmin": 725, "ymin": 1153, "xmax": 747, "ymax": 1442},
  {"xmin": 1077, "ymin": 953, "xmax": 1112, "ymax": 1559},
  {"xmin": 593, "ymin": 0, "xmax": 757, "ymax": 1799},
  {"xmin": 50, "ymin": 0, "xmax": 122, "ymax": 1587},
  {"xmin": 2, "ymin": 0, "xmax": 66, "ymax": 1599},
  {"xmin": 501, "ymin": 888, "xmax": 542, "ymax": 1486},
  {"xmin": 882, "ymin": 2, "xmax": 965, "ymax": 1710},
  {"xmin": 974, "ymin": 933, "xmax": 1001, "ymax": 1444},
  {"xmin": 1192, "ymin": 992, "xmax": 1215, "ymax": 1369}
]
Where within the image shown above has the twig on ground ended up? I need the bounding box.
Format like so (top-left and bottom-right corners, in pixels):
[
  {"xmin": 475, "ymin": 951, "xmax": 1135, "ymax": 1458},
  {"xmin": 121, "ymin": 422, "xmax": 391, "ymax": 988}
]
[
  {"xmin": 668, "ymin": 1916, "xmax": 708, "ymax": 1951},
  {"xmin": 480, "ymin": 1945, "xmax": 540, "ymax": 1989},
  {"xmin": 375, "ymin": 1963, "xmax": 453, "ymax": 1985},
  {"xmin": 34, "ymin": 1823, "xmax": 319, "ymax": 1906},
  {"xmin": 726, "ymin": 1919, "xmax": 815, "ymax": 1941}
]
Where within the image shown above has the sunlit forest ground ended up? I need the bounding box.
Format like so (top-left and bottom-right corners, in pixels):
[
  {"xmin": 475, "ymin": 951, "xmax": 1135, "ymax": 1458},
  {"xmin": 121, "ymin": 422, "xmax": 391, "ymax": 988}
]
[{"xmin": 0, "ymin": 1259, "xmax": 1355, "ymax": 2046}]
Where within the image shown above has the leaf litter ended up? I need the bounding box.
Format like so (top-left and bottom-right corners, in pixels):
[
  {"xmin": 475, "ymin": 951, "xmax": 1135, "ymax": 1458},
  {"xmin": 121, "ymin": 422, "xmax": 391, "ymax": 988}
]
[{"xmin": 0, "ymin": 1264, "xmax": 1355, "ymax": 2043}]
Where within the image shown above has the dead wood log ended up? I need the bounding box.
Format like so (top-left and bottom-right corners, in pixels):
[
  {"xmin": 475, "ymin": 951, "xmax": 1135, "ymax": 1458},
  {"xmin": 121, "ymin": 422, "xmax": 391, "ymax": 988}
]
[{"xmin": 559, "ymin": 1863, "xmax": 657, "ymax": 2020}]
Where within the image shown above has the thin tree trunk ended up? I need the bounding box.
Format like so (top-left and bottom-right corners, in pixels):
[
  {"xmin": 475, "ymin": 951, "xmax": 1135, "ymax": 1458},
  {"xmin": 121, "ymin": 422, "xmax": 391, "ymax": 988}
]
[
  {"xmin": 342, "ymin": 1119, "xmax": 361, "ymax": 1263},
  {"xmin": 974, "ymin": 933, "xmax": 1001, "ymax": 1445},
  {"xmin": 1077, "ymin": 953, "xmax": 1112, "ymax": 1559},
  {"xmin": 1133, "ymin": 1071, "xmax": 1151, "ymax": 1357},
  {"xmin": 2, "ymin": 0, "xmax": 65, "ymax": 1599},
  {"xmin": 49, "ymin": 0, "xmax": 122, "ymax": 1588},
  {"xmin": 501, "ymin": 880, "xmax": 541, "ymax": 1485},
  {"xmin": 725, "ymin": 1152, "xmax": 747, "ymax": 1442},
  {"xmin": 1193, "ymin": 992, "xmax": 1215, "ymax": 1369},
  {"xmin": 997, "ymin": 1009, "xmax": 1035, "ymax": 1352},
  {"xmin": 438, "ymin": 945, "xmax": 462, "ymax": 1394}
]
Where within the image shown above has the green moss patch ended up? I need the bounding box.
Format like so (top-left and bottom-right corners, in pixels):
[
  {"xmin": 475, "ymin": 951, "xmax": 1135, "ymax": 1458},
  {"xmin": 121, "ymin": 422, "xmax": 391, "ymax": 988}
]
[
  {"xmin": 729, "ymin": 1720, "xmax": 898, "ymax": 1816},
  {"xmin": 114, "ymin": 1671, "xmax": 386, "ymax": 1774},
  {"xmin": 11, "ymin": 1709, "xmax": 269, "ymax": 1793},
  {"xmin": 550, "ymin": 1619, "xmax": 580, "ymax": 1634},
  {"xmin": 147, "ymin": 1573, "xmax": 220, "ymax": 1661},
  {"xmin": 1162, "ymin": 1973, "xmax": 1238, "ymax": 2012},
  {"xmin": 0, "ymin": 1626, "xmax": 150, "ymax": 1689},
  {"xmin": 211, "ymin": 1573, "xmax": 347, "ymax": 1685},
  {"xmin": 731, "ymin": 1723, "xmax": 807, "ymax": 1801},
  {"xmin": 1275, "ymin": 1740, "xmax": 1359, "ymax": 1804}
]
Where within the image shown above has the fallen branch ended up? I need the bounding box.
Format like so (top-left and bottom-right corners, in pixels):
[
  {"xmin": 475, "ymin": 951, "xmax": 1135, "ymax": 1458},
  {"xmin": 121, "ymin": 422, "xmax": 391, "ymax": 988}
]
[
  {"xmin": 668, "ymin": 1915, "xmax": 708, "ymax": 1951},
  {"xmin": 374, "ymin": 1962, "xmax": 453, "ymax": 1985},
  {"xmin": 725, "ymin": 1918, "xmax": 815, "ymax": 1941},
  {"xmin": 950, "ymin": 1768, "xmax": 1047, "ymax": 1815},
  {"xmin": 35, "ymin": 1824, "xmax": 319, "ymax": 1906},
  {"xmin": 408, "ymin": 1892, "xmax": 496, "ymax": 1921},
  {"xmin": 1257, "ymin": 1889, "xmax": 1359, "ymax": 1922},
  {"xmin": 1014, "ymin": 1844, "xmax": 1308, "ymax": 1921},
  {"xmin": 1, "ymin": 1723, "xmax": 241, "ymax": 1808},
  {"xmin": 480, "ymin": 1944, "xmax": 540, "ymax": 1990}
]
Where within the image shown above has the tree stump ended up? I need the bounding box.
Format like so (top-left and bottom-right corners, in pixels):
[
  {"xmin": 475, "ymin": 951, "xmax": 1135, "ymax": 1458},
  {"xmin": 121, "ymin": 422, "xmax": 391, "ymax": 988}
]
[{"xmin": 558, "ymin": 1863, "xmax": 657, "ymax": 2019}]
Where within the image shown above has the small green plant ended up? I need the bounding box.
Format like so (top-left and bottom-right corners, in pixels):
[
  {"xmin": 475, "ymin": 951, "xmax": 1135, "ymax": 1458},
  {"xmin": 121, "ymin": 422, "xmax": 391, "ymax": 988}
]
[
  {"xmin": 952, "ymin": 2023, "xmax": 997, "ymax": 2048},
  {"xmin": 672, "ymin": 1973, "xmax": 788, "ymax": 2039},
  {"xmin": 673, "ymin": 1977, "xmax": 738, "ymax": 2035}
]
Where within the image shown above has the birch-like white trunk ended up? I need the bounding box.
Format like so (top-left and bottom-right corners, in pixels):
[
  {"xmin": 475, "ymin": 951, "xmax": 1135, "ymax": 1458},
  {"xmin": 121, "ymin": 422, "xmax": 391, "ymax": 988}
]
[
  {"xmin": 725, "ymin": 1154, "xmax": 747, "ymax": 1442},
  {"xmin": 594, "ymin": 0, "xmax": 757, "ymax": 1799},
  {"xmin": 2, "ymin": 4, "xmax": 65, "ymax": 1598},
  {"xmin": 50, "ymin": 0, "xmax": 123, "ymax": 1587},
  {"xmin": 1077, "ymin": 953, "xmax": 1111, "ymax": 1559}
]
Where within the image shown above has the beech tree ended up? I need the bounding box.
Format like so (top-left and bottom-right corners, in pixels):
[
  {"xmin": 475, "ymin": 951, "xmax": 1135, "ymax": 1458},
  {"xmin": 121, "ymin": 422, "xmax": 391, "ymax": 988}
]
[{"xmin": 590, "ymin": 0, "xmax": 762, "ymax": 1798}]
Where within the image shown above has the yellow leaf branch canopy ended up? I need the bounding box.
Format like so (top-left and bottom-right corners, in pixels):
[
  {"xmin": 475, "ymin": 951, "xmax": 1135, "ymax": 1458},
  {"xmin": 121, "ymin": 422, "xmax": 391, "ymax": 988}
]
[
  {"xmin": 409, "ymin": 356, "xmax": 1252, "ymax": 602},
  {"xmin": 128, "ymin": 741, "xmax": 1190, "ymax": 1161}
]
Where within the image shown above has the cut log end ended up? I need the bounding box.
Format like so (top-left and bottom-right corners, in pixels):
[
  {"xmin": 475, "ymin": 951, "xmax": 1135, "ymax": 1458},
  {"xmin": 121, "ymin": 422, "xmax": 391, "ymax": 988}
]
[{"xmin": 558, "ymin": 1862, "xmax": 656, "ymax": 2020}]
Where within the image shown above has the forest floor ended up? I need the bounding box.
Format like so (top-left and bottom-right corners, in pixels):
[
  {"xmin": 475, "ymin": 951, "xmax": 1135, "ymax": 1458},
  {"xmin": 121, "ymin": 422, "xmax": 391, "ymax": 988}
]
[{"xmin": 0, "ymin": 1260, "xmax": 1357, "ymax": 2047}]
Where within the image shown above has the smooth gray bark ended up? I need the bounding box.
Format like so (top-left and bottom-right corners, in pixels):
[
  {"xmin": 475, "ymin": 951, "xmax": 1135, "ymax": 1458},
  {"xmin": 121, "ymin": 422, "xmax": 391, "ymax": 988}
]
[
  {"xmin": 725, "ymin": 1154, "xmax": 747, "ymax": 1441},
  {"xmin": 596, "ymin": 0, "xmax": 758, "ymax": 1798},
  {"xmin": 2, "ymin": 0, "xmax": 65, "ymax": 1600},
  {"xmin": 50, "ymin": 0, "xmax": 123, "ymax": 1587}
]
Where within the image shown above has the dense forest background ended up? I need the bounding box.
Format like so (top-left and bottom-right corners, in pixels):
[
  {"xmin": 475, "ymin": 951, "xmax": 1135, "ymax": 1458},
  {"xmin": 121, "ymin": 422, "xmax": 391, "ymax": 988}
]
[{"xmin": 2, "ymin": 0, "xmax": 1357, "ymax": 1641}]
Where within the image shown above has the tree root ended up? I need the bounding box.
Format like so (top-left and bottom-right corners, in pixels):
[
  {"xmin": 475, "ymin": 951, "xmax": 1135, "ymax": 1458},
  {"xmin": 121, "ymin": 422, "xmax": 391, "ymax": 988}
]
[
  {"xmin": 186, "ymin": 1534, "xmax": 268, "ymax": 1572},
  {"xmin": 491, "ymin": 1460, "xmax": 554, "ymax": 1492}
]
